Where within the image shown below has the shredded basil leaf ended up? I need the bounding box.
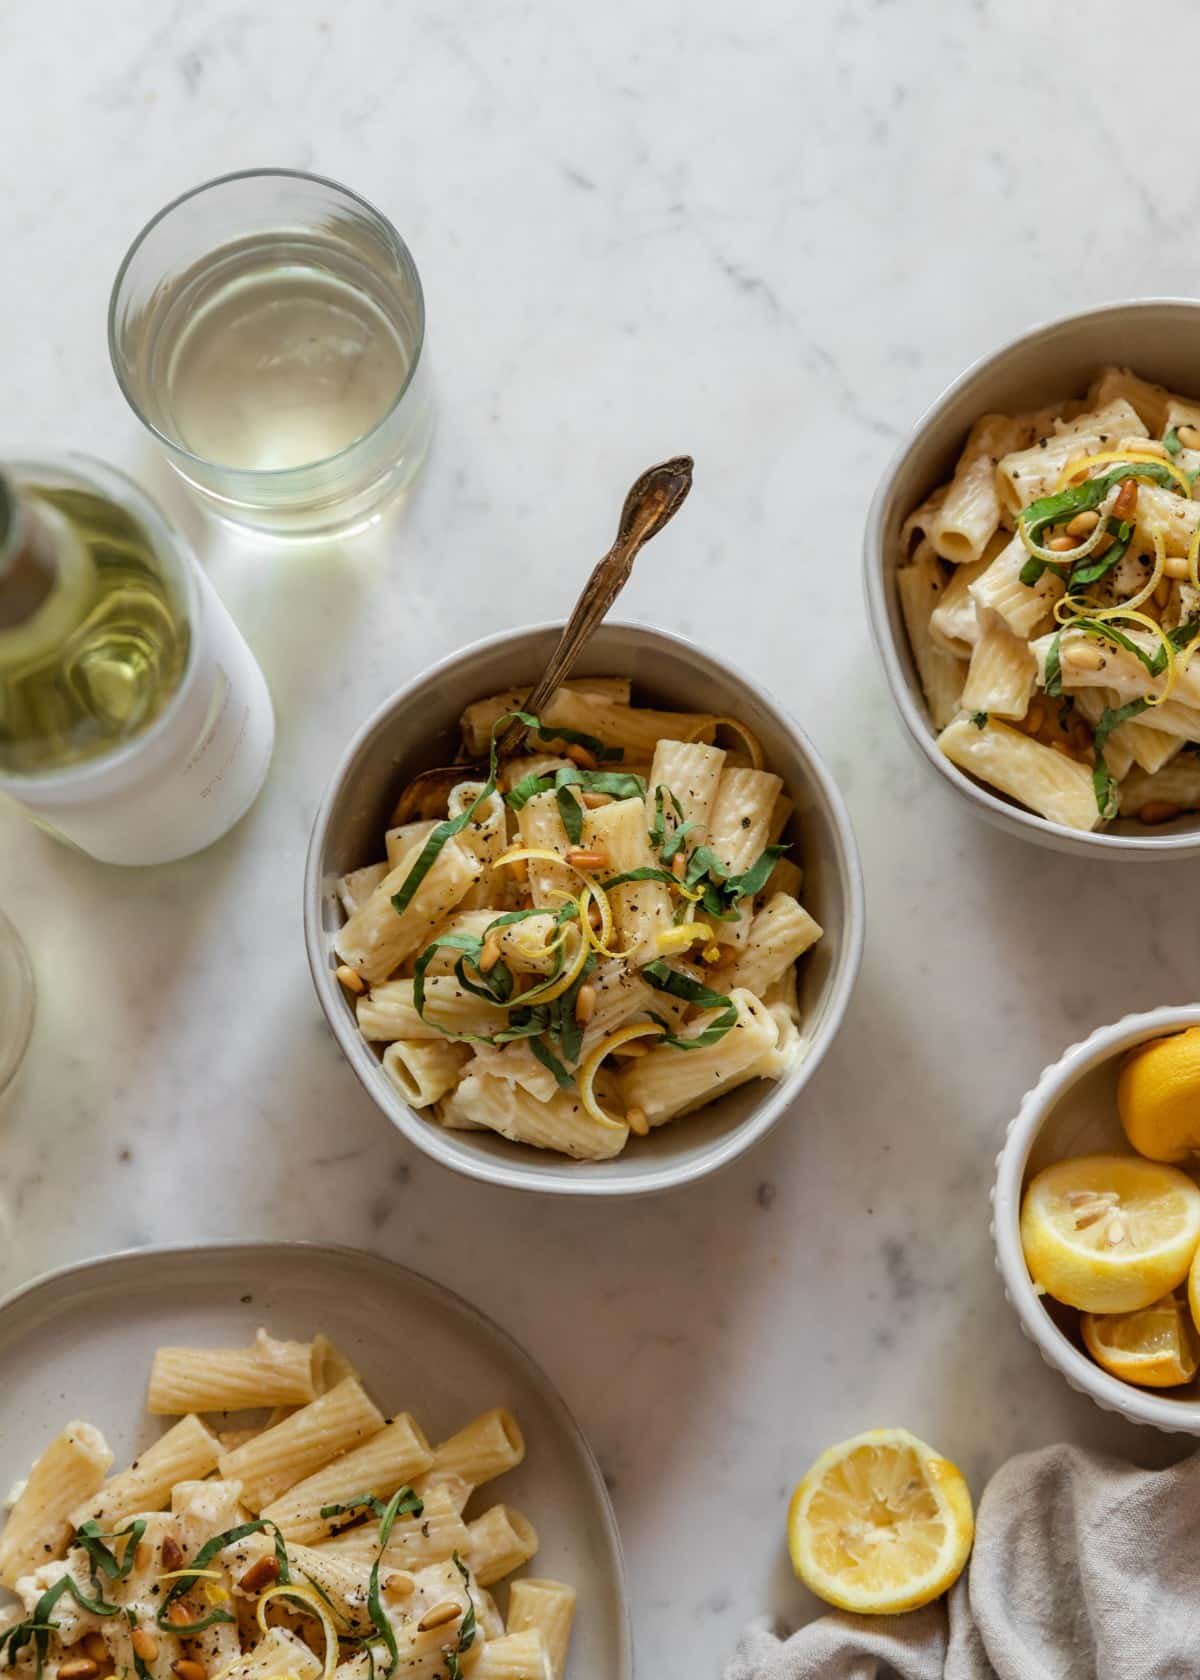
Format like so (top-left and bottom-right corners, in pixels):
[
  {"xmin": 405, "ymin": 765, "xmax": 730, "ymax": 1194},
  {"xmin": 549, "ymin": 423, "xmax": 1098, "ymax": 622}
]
[
  {"xmin": 319, "ymin": 1490, "xmax": 423, "ymax": 1680},
  {"xmin": 3, "ymin": 1571, "xmax": 131, "ymax": 1680},
  {"xmin": 157, "ymin": 1519, "xmax": 291, "ymax": 1633},
  {"xmin": 507, "ymin": 709, "xmax": 623, "ymax": 762},
  {"xmin": 1019, "ymin": 461, "xmax": 1181, "ymax": 544},
  {"xmin": 601, "ymin": 865, "xmax": 680, "ymax": 891},
  {"xmin": 1067, "ymin": 518, "xmax": 1133, "ymax": 591},
  {"xmin": 1092, "ymin": 699, "xmax": 1150, "ymax": 820},
  {"xmin": 642, "ymin": 961, "xmax": 739, "ymax": 1050},
  {"xmin": 73, "ymin": 1518, "xmax": 146, "ymax": 1586},
  {"xmin": 1044, "ymin": 629, "xmax": 1065, "ymax": 697},
  {"xmin": 443, "ymin": 1553, "xmax": 477, "ymax": 1680},
  {"xmin": 1164, "ymin": 427, "xmax": 1182, "ymax": 457},
  {"xmin": 661, "ymin": 819, "xmax": 699, "ymax": 864},
  {"xmin": 530, "ymin": 1035, "xmax": 574, "ymax": 1089},
  {"xmin": 555, "ymin": 780, "xmax": 584, "ymax": 845}
]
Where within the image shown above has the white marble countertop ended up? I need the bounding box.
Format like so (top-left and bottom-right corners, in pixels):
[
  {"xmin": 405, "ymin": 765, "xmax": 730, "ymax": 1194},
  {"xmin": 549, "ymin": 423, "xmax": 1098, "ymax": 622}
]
[{"xmin": 2, "ymin": 1, "xmax": 1198, "ymax": 1671}]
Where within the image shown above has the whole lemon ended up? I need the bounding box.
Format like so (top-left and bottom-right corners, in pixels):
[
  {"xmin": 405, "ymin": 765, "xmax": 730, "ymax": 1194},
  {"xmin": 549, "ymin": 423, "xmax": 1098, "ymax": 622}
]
[{"xmin": 1118, "ymin": 1028, "xmax": 1200, "ymax": 1162}]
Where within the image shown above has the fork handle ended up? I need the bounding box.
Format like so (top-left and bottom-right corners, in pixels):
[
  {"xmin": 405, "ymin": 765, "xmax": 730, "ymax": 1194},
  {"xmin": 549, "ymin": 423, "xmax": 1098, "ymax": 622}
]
[{"xmin": 494, "ymin": 455, "xmax": 693, "ymax": 759}]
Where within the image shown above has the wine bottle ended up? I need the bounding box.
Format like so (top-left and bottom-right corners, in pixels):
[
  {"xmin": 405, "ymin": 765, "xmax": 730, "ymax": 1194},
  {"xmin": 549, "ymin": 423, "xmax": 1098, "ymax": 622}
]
[{"xmin": 0, "ymin": 456, "xmax": 274, "ymax": 864}]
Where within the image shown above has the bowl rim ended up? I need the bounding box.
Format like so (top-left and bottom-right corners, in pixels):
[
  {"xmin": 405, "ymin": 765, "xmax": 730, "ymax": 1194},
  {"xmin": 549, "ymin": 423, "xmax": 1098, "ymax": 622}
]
[
  {"xmin": 304, "ymin": 617, "xmax": 866, "ymax": 1197},
  {"xmin": 864, "ymin": 295, "xmax": 1200, "ymax": 857},
  {"xmin": 992, "ymin": 1003, "xmax": 1200, "ymax": 1433}
]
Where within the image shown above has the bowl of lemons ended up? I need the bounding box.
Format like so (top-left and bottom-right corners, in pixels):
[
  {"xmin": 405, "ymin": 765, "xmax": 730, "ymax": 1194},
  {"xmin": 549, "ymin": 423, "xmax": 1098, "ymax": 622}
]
[{"xmin": 994, "ymin": 1007, "xmax": 1200, "ymax": 1431}]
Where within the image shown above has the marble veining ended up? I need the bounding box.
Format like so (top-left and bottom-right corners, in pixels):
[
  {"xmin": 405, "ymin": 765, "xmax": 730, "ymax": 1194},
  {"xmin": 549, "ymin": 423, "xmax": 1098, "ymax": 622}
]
[{"xmin": 1, "ymin": 2, "xmax": 1197, "ymax": 1672}]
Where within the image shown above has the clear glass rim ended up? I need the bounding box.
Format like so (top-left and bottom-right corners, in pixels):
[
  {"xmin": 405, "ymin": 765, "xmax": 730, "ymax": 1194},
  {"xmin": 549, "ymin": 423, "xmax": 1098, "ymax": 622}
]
[
  {"xmin": 107, "ymin": 167, "xmax": 427, "ymax": 482},
  {"xmin": 0, "ymin": 908, "xmax": 35, "ymax": 1095}
]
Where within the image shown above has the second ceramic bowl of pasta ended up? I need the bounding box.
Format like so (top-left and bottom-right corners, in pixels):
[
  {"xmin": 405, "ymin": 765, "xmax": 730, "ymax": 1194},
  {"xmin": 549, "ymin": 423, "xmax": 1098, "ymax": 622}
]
[
  {"xmin": 304, "ymin": 621, "xmax": 864, "ymax": 1196},
  {"xmin": 993, "ymin": 1005, "xmax": 1200, "ymax": 1433},
  {"xmin": 865, "ymin": 297, "xmax": 1200, "ymax": 859}
]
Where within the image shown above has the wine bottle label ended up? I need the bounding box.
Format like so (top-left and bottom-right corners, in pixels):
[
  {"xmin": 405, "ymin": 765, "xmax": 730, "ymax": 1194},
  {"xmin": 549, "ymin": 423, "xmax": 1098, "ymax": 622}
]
[{"xmin": 5, "ymin": 570, "xmax": 274, "ymax": 866}]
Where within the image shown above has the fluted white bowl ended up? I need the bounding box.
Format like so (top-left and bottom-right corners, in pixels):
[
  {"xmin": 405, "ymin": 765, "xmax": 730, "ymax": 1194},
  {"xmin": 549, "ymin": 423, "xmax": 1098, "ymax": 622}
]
[{"xmin": 993, "ymin": 1005, "xmax": 1200, "ymax": 1432}]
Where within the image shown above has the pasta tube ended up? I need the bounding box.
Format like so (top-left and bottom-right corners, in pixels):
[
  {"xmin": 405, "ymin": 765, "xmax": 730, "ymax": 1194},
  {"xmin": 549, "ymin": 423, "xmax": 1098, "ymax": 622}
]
[
  {"xmin": 148, "ymin": 1329, "xmax": 318, "ymax": 1414},
  {"xmin": 0, "ymin": 1422, "xmax": 112, "ymax": 1588},
  {"xmin": 260, "ymin": 1413, "xmax": 433, "ymax": 1543},
  {"xmin": 218, "ymin": 1377, "xmax": 385, "ymax": 1511}
]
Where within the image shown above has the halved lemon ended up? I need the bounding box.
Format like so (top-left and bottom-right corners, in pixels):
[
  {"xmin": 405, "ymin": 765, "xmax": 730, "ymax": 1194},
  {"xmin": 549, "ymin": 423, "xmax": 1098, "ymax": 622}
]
[
  {"xmin": 1020, "ymin": 1154, "xmax": 1200, "ymax": 1313},
  {"xmin": 787, "ymin": 1428, "xmax": 974, "ymax": 1614},
  {"xmin": 1082, "ymin": 1294, "xmax": 1200, "ymax": 1387},
  {"xmin": 1118, "ymin": 1028, "xmax": 1200, "ymax": 1162}
]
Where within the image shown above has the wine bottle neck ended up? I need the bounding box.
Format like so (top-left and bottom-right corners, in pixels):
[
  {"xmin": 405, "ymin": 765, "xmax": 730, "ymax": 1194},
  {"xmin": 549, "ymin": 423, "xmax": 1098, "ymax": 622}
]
[{"xmin": 0, "ymin": 475, "xmax": 58, "ymax": 630}]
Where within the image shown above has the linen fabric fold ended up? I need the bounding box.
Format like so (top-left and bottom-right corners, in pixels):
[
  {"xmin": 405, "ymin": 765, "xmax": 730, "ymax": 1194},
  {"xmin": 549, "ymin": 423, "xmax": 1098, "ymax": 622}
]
[{"xmin": 725, "ymin": 1443, "xmax": 1200, "ymax": 1680}]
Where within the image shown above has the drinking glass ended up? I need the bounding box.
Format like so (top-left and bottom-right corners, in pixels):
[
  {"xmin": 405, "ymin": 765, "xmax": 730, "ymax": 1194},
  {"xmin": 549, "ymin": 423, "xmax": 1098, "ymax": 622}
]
[
  {"xmin": 0, "ymin": 910, "xmax": 35, "ymax": 1094},
  {"xmin": 109, "ymin": 170, "xmax": 433, "ymax": 538}
]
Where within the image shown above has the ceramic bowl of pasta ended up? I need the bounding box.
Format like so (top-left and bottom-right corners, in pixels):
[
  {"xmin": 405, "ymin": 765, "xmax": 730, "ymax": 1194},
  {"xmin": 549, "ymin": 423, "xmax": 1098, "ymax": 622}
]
[
  {"xmin": 866, "ymin": 298, "xmax": 1200, "ymax": 857},
  {"xmin": 304, "ymin": 621, "xmax": 863, "ymax": 1196},
  {"xmin": 993, "ymin": 1005, "xmax": 1200, "ymax": 1433},
  {"xmin": 0, "ymin": 1242, "xmax": 631, "ymax": 1678}
]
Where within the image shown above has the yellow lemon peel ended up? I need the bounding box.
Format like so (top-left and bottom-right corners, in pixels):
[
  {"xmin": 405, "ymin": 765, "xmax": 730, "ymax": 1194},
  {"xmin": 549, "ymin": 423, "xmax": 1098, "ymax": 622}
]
[
  {"xmin": 654, "ymin": 923, "xmax": 712, "ymax": 957},
  {"xmin": 578, "ymin": 1021, "xmax": 664, "ymax": 1126},
  {"xmin": 1055, "ymin": 448, "xmax": 1194, "ymax": 497},
  {"xmin": 255, "ymin": 1581, "xmax": 340, "ymax": 1680},
  {"xmin": 684, "ymin": 714, "xmax": 764, "ymax": 768}
]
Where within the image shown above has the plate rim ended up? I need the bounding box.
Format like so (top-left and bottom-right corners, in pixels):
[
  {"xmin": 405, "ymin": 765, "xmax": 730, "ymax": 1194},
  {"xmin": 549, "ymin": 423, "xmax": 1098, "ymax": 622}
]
[{"xmin": 0, "ymin": 1239, "xmax": 633, "ymax": 1679}]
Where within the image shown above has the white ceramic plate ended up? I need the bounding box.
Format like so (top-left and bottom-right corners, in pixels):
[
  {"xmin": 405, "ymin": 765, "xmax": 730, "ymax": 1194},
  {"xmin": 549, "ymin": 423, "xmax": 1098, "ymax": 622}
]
[{"xmin": 0, "ymin": 1242, "xmax": 631, "ymax": 1677}]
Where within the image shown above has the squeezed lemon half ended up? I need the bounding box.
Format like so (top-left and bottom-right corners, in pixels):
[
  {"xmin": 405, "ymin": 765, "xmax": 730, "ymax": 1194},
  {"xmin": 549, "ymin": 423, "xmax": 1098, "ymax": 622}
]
[
  {"xmin": 787, "ymin": 1428, "xmax": 974, "ymax": 1615},
  {"xmin": 1020, "ymin": 1154, "xmax": 1200, "ymax": 1313},
  {"xmin": 1118, "ymin": 1028, "xmax": 1200, "ymax": 1162},
  {"xmin": 1082, "ymin": 1294, "xmax": 1200, "ymax": 1388}
]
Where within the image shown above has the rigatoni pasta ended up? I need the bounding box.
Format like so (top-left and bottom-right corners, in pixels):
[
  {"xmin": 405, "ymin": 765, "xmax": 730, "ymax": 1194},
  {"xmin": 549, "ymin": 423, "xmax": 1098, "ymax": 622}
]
[
  {"xmin": 0, "ymin": 1330, "xmax": 576, "ymax": 1680},
  {"xmin": 332, "ymin": 682, "xmax": 824, "ymax": 1160},
  {"xmin": 899, "ymin": 367, "xmax": 1200, "ymax": 831}
]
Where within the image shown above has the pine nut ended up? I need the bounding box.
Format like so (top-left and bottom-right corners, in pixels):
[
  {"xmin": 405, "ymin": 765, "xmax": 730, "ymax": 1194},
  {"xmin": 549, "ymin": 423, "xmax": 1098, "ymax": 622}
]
[
  {"xmin": 335, "ymin": 964, "xmax": 365, "ymax": 995},
  {"xmin": 564, "ymin": 848, "xmax": 609, "ymax": 870},
  {"xmin": 172, "ymin": 1663, "xmax": 208, "ymax": 1680},
  {"xmin": 1178, "ymin": 425, "xmax": 1200, "ymax": 450},
  {"xmin": 1047, "ymin": 534, "xmax": 1078, "ymax": 552},
  {"xmin": 1065, "ymin": 510, "xmax": 1100, "ymax": 538},
  {"xmin": 671, "ymin": 852, "xmax": 686, "ymax": 880},
  {"xmin": 237, "ymin": 1556, "xmax": 280, "ymax": 1594},
  {"xmin": 160, "ymin": 1536, "xmax": 183, "ymax": 1573},
  {"xmin": 165, "ymin": 1604, "xmax": 193, "ymax": 1629},
  {"xmin": 625, "ymin": 1105, "xmax": 649, "ymax": 1137},
  {"xmin": 1112, "ymin": 477, "xmax": 1139, "ymax": 521},
  {"xmin": 59, "ymin": 1661, "xmax": 100, "ymax": 1680},
  {"xmin": 131, "ymin": 1631, "xmax": 158, "ymax": 1665},
  {"xmin": 382, "ymin": 1573, "xmax": 414, "ymax": 1602},
  {"xmin": 1066, "ymin": 644, "xmax": 1106, "ymax": 672},
  {"xmin": 579, "ymin": 791, "xmax": 609, "ymax": 809},
  {"xmin": 1120, "ymin": 435, "xmax": 1166, "ymax": 456},
  {"xmin": 83, "ymin": 1637, "xmax": 108, "ymax": 1666},
  {"xmin": 1140, "ymin": 801, "xmax": 1182, "ymax": 825},
  {"xmin": 1023, "ymin": 701, "xmax": 1046, "ymax": 735},
  {"xmin": 1165, "ymin": 555, "xmax": 1191, "ymax": 580},
  {"xmin": 477, "ymin": 936, "xmax": 501, "ymax": 974},
  {"xmin": 574, "ymin": 982, "xmax": 597, "ymax": 1025},
  {"xmin": 564, "ymin": 743, "xmax": 598, "ymax": 769},
  {"xmin": 416, "ymin": 1601, "xmax": 462, "ymax": 1633}
]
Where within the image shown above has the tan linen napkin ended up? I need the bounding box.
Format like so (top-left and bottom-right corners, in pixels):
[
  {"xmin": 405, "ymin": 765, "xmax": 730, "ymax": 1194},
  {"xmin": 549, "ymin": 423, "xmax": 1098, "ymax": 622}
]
[{"xmin": 725, "ymin": 1443, "xmax": 1200, "ymax": 1680}]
